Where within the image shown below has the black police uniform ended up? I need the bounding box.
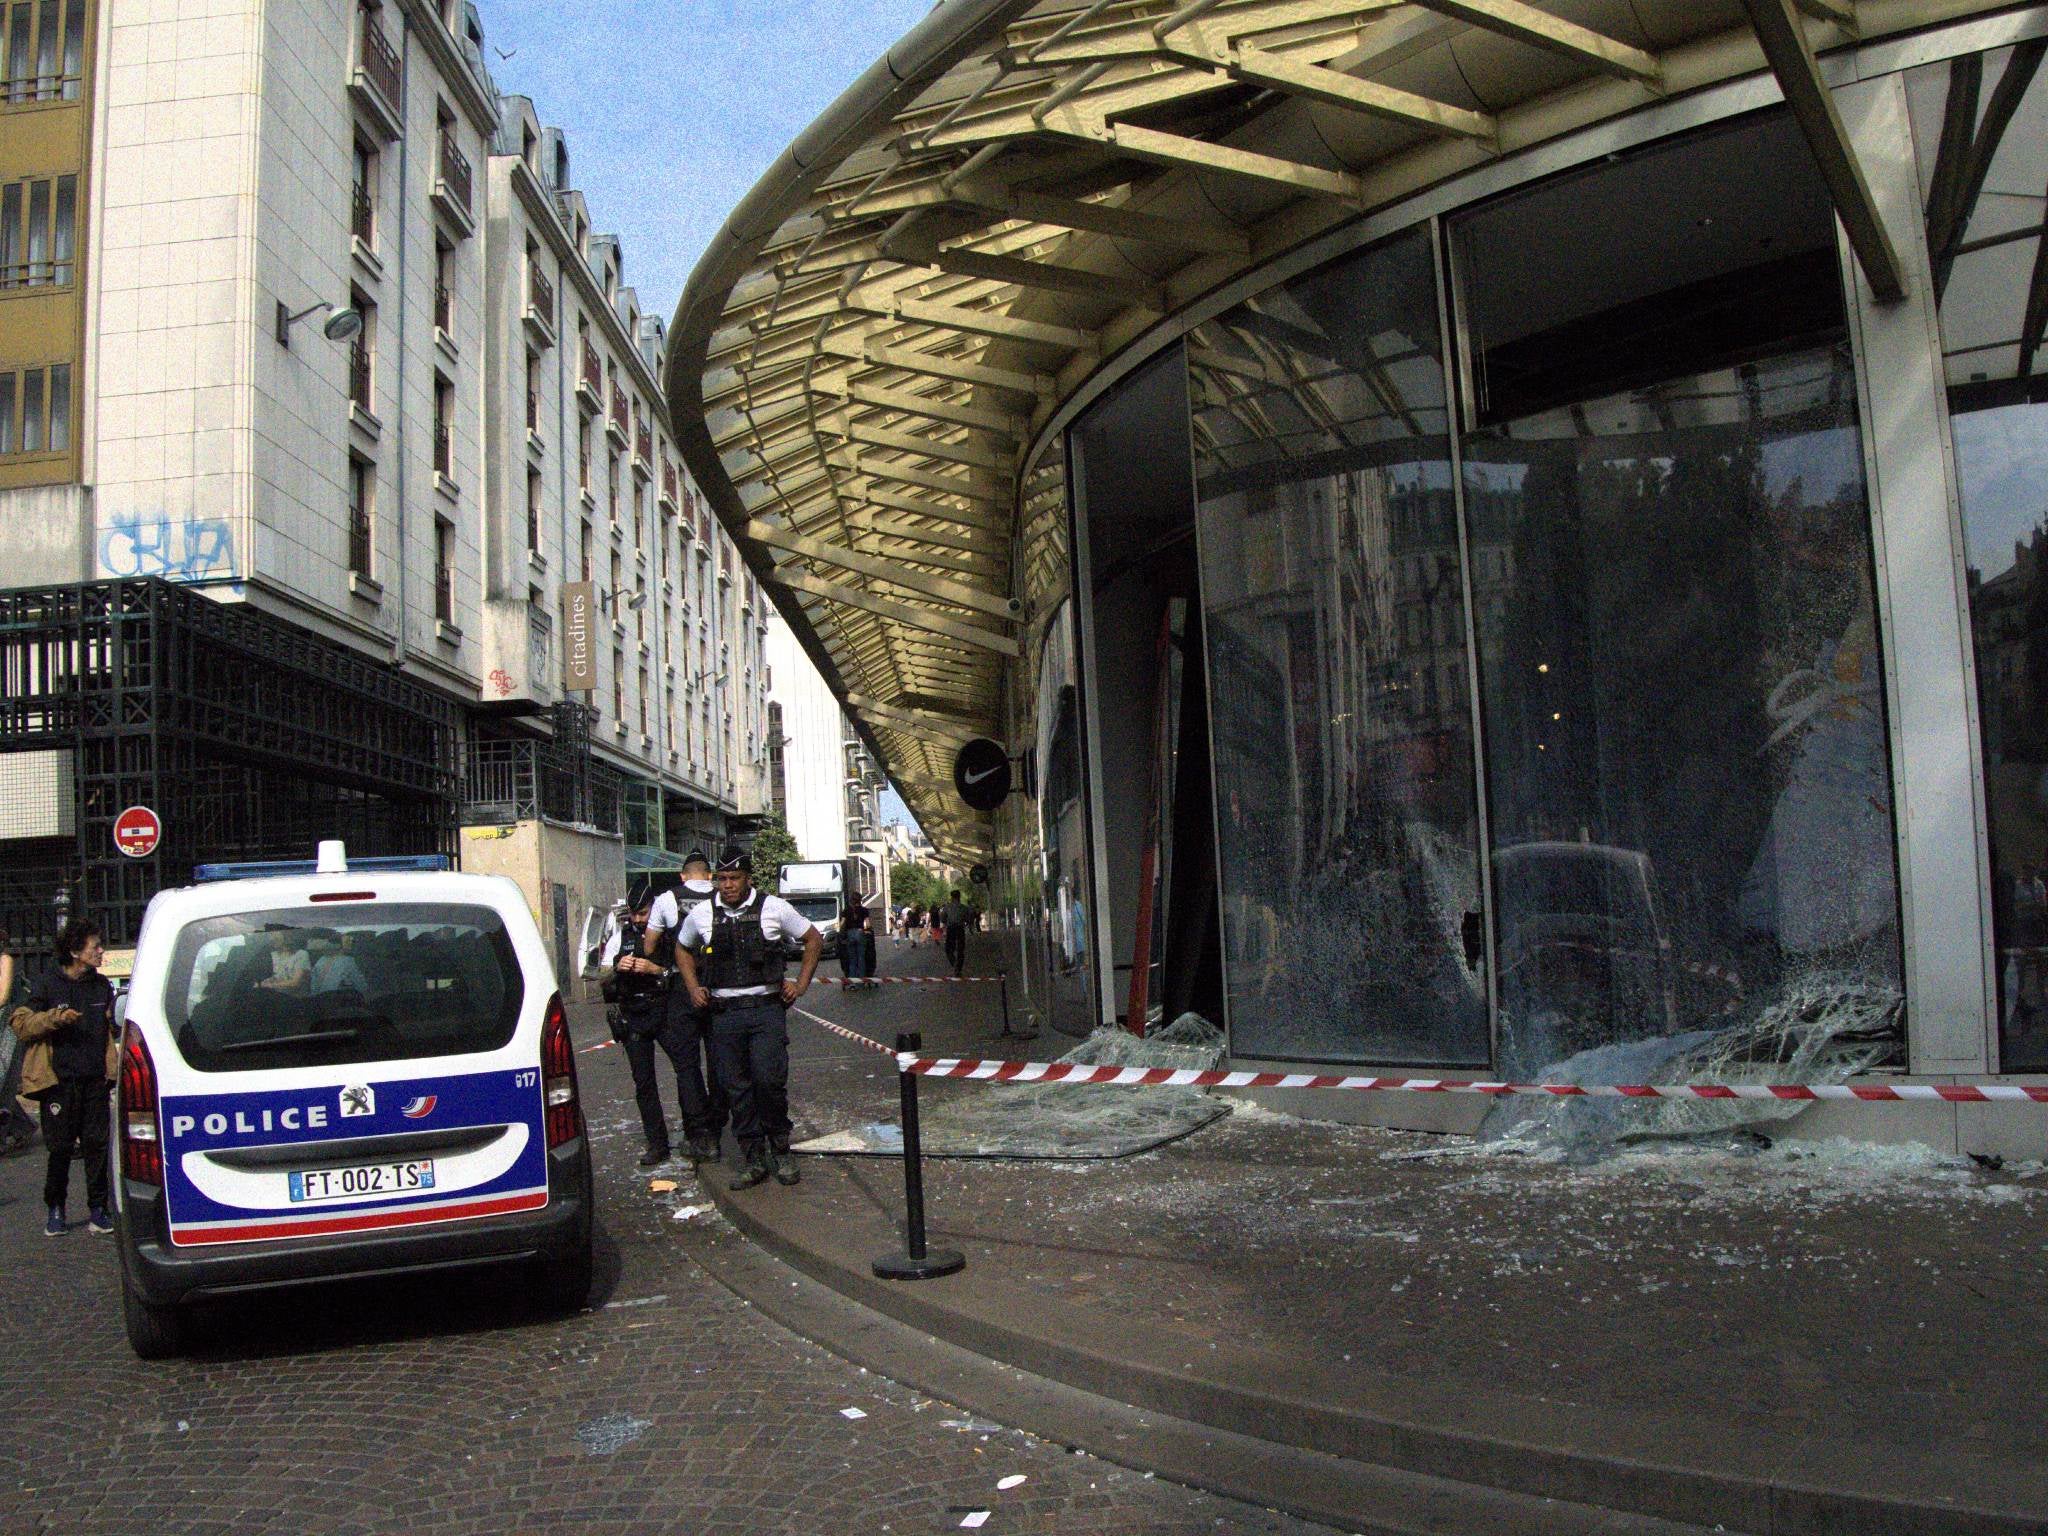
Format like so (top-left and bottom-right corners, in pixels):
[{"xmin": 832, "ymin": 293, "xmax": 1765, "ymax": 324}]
[
  {"xmin": 611, "ymin": 917, "xmax": 715, "ymax": 1162},
  {"xmin": 655, "ymin": 880, "xmax": 726, "ymax": 1156},
  {"xmin": 698, "ymin": 894, "xmax": 795, "ymax": 1169}
]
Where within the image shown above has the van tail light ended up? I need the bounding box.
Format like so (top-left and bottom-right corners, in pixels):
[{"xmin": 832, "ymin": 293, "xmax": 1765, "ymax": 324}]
[
  {"xmin": 539, "ymin": 993, "xmax": 582, "ymax": 1149},
  {"xmin": 118, "ymin": 1025, "xmax": 163, "ymax": 1186}
]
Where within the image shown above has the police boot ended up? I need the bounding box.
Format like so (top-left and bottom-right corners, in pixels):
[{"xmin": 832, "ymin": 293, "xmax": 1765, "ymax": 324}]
[
  {"xmin": 770, "ymin": 1147, "xmax": 800, "ymax": 1186},
  {"xmin": 729, "ymin": 1146, "xmax": 771, "ymax": 1190}
]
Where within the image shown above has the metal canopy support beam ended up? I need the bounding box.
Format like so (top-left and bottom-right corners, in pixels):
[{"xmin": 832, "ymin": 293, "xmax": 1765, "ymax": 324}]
[
  {"xmin": 1411, "ymin": 0, "xmax": 1662, "ymax": 83},
  {"xmin": 950, "ymin": 180, "xmax": 1251, "ymax": 257},
  {"xmin": 774, "ymin": 569, "xmax": 1021, "ymax": 657},
  {"xmin": 1739, "ymin": 0, "xmax": 1906, "ymax": 302},
  {"xmin": 843, "ymin": 693, "xmax": 981, "ymax": 745},
  {"xmin": 1104, "ymin": 121, "xmax": 1365, "ymax": 202},
  {"xmin": 746, "ymin": 518, "xmax": 1020, "ymax": 621}
]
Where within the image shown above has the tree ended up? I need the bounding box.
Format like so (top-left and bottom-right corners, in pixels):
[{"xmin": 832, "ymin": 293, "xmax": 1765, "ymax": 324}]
[
  {"xmin": 888, "ymin": 861, "xmax": 943, "ymax": 911},
  {"xmin": 747, "ymin": 814, "xmax": 801, "ymax": 895}
]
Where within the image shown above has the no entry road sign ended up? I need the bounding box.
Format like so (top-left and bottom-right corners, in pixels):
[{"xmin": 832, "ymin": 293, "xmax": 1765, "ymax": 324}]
[{"xmin": 114, "ymin": 805, "xmax": 161, "ymax": 859}]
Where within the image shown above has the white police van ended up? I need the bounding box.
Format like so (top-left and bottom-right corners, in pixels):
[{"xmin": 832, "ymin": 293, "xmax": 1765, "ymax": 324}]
[{"xmin": 113, "ymin": 843, "xmax": 594, "ymax": 1358}]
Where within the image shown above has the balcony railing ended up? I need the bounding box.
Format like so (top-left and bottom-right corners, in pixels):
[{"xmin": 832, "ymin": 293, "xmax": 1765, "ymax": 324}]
[
  {"xmin": 660, "ymin": 460, "xmax": 677, "ymax": 506},
  {"xmin": 434, "ymin": 420, "xmax": 452, "ymax": 477},
  {"xmin": 357, "ymin": 7, "xmax": 403, "ymax": 125},
  {"xmin": 349, "ymin": 505, "xmax": 373, "ymax": 576},
  {"xmin": 634, "ymin": 421, "xmax": 652, "ymax": 467},
  {"xmin": 435, "ymin": 132, "xmax": 473, "ymax": 226},
  {"xmin": 527, "ymin": 264, "xmax": 555, "ymax": 333},
  {"xmin": 463, "ymin": 738, "xmax": 623, "ymax": 834},
  {"xmin": 349, "ymin": 338, "xmax": 372, "ymax": 411},
  {"xmin": 608, "ymin": 383, "xmax": 629, "ymax": 440},
  {"xmin": 580, "ymin": 344, "xmax": 604, "ymax": 398},
  {"xmin": 350, "ymin": 183, "xmax": 374, "ymax": 245}
]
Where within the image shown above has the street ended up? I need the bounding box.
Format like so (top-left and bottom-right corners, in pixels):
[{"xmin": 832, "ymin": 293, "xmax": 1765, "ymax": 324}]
[{"xmin": 0, "ymin": 957, "xmax": 1332, "ymax": 1536}]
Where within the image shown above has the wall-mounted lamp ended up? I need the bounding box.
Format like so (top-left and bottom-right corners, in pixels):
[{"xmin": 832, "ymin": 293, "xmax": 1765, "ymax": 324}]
[
  {"xmin": 276, "ymin": 299, "xmax": 364, "ymax": 349},
  {"xmin": 597, "ymin": 588, "xmax": 647, "ymax": 613}
]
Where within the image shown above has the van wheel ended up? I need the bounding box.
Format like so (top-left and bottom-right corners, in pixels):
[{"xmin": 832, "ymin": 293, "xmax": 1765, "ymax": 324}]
[
  {"xmin": 534, "ymin": 1242, "xmax": 593, "ymax": 1313},
  {"xmin": 122, "ymin": 1276, "xmax": 186, "ymax": 1360}
]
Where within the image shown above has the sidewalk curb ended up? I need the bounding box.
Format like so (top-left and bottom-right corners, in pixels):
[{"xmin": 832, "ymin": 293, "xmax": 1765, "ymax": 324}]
[
  {"xmin": 704, "ymin": 1171, "xmax": 2048, "ymax": 1536},
  {"xmin": 683, "ymin": 1191, "xmax": 1722, "ymax": 1536}
]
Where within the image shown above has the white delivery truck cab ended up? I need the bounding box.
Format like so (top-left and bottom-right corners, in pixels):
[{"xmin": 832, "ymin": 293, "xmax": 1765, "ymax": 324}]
[
  {"xmin": 112, "ymin": 843, "xmax": 595, "ymax": 1358},
  {"xmin": 777, "ymin": 860, "xmax": 854, "ymax": 958}
]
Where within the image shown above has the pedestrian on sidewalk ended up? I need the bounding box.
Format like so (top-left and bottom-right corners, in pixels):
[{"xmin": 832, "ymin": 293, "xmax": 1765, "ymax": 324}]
[
  {"xmin": 941, "ymin": 890, "xmax": 972, "ymax": 977},
  {"xmin": 643, "ymin": 851, "xmax": 726, "ymax": 1162},
  {"xmin": 838, "ymin": 899, "xmax": 876, "ymax": 990},
  {"xmin": 9, "ymin": 918, "xmax": 118, "ymax": 1236},
  {"xmin": 676, "ymin": 853, "xmax": 822, "ymax": 1191}
]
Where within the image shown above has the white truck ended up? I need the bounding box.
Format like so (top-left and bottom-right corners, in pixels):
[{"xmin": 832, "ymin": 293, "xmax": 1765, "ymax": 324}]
[{"xmin": 777, "ymin": 860, "xmax": 858, "ymax": 959}]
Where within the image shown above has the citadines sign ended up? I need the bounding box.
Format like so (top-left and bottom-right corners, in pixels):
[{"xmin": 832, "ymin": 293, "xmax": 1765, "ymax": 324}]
[{"xmin": 561, "ymin": 582, "xmax": 596, "ymax": 692}]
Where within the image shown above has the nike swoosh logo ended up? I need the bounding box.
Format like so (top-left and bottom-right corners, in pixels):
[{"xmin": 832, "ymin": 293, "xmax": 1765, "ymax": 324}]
[{"xmin": 962, "ymin": 764, "xmax": 1004, "ymax": 785}]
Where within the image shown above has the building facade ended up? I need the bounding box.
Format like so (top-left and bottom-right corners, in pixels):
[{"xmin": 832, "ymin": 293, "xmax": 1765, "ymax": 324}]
[
  {"xmin": 672, "ymin": 0, "xmax": 2048, "ymax": 1156},
  {"xmin": 766, "ymin": 609, "xmax": 889, "ymax": 906},
  {"xmin": 0, "ymin": 0, "xmax": 768, "ymax": 962}
]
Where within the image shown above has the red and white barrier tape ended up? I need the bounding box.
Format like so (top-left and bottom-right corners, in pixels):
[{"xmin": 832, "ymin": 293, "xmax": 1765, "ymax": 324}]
[
  {"xmin": 814, "ymin": 974, "xmax": 1006, "ymax": 985},
  {"xmin": 896, "ymin": 1055, "xmax": 2048, "ymax": 1103},
  {"xmin": 580, "ymin": 1040, "xmax": 617, "ymax": 1054},
  {"xmin": 793, "ymin": 1007, "xmax": 898, "ymax": 1058}
]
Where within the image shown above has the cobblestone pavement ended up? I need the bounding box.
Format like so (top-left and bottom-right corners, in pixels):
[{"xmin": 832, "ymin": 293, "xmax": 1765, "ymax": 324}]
[{"xmin": 0, "ymin": 946, "xmax": 1333, "ymax": 1536}]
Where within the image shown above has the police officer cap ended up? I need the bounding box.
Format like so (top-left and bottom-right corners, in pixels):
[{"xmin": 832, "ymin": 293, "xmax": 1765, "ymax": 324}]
[
  {"xmin": 682, "ymin": 848, "xmax": 710, "ymax": 867},
  {"xmin": 715, "ymin": 850, "xmax": 752, "ymax": 875}
]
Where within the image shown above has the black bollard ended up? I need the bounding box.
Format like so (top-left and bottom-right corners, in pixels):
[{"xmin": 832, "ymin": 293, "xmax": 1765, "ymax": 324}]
[
  {"xmin": 873, "ymin": 1031, "xmax": 965, "ymax": 1280},
  {"xmin": 998, "ymin": 972, "xmax": 1013, "ymax": 1038}
]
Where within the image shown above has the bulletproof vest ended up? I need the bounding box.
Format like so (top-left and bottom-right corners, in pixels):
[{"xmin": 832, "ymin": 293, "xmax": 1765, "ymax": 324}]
[
  {"xmin": 705, "ymin": 900, "xmax": 783, "ymax": 992},
  {"xmin": 613, "ymin": 919, "xmax": 668, "ymax": 1008}
]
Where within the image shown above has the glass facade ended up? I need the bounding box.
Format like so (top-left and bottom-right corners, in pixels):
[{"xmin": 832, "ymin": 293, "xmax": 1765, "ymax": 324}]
[
  {"xmin": 1907, "ymin": 44, "xmax": 2048, "ymax": 1070},
  {"xmin": 1190, "ymin": 228, "xmax": 1487, "ymax": 1064},
  {"xmin": 1032, "ymin": 106, "xmax": 1923, "ymax": 1074},
  {"xmin": 1454, "ymin": 113, "xmax": 1901, "ymax": 1076}
]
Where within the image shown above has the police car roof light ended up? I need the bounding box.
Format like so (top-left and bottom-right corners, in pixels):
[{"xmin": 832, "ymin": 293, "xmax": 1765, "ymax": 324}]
[
  {"xmin": 316, "ymin": 839, "xmax": 347, "ymax": 874},
  {"xmin": 191, "ymin": 853, "xmax": 454, "ymax": 883}
]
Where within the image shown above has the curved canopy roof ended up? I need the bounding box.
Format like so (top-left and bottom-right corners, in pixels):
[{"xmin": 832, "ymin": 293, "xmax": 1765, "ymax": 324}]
[{"xmin": 666, "ymin": 0, "xmax": 1986, "ymax": 864}]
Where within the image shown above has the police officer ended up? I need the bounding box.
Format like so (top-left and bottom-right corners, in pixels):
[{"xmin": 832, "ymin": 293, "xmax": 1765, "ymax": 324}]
[
  {"xmin": 675, "ymin": 852, "xmax": 822, "ymax": 1189},
  {"xmin": 642, "ymin": 851, "xmax": 725, "ymax": 1162},
  {"xmin": 601, "ymin": 891, "xmax": 693, "ymax": 1169}
]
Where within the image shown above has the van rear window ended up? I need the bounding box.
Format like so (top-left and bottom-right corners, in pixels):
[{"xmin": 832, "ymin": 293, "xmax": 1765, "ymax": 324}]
[{"xmin": 163, "ymin": 903, "xmax": 524, "ymax": 1073}]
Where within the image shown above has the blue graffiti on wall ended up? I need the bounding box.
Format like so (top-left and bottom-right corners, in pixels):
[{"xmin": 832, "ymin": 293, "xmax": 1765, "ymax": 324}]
[{"xmin": 99, "ymin": 513, "xmax": 241, "ymax": 591}]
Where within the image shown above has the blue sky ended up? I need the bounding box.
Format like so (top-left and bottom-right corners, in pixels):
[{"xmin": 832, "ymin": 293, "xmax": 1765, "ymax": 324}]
[{"xmin": 480, "ymin": 0, "xmax": 932, "ymax": 328}]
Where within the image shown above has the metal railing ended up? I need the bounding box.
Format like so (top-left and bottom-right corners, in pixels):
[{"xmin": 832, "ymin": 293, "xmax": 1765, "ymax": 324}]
[
  {"xmin": 435, "ymin": 280, "xmax": 452, "ymax": 333},
  {"xmin": 349, "ymin": 504, "xmax": 373, "ymax": 575},
  {"xmin": 528, "ymin": 263, "xmax": 554, "ymax": 329},
  {"xmin": 351, "ymin": 183, "xmax": 374, "ymax": 245},
  {"xmin": 358, "ymin": 7, "xmax": 402, "ymax": 116},
  {"xmin": 635, "ymin": 421, "xmax": 652, "ymax": 465},
  {"xmin": 609, "ymin": 381, "xmax": 629, "ymax": 435},
  {"xmin": 349, "ymin": 337, "xmax": 372, "ymax": 410},
  {"xmin": 581, "ymin": 342, "xmax": 604, "ymax": 395},
  {"xmin": 462, "ymin": 737, "xmax": 624, "ymax": 834},
  {"xmin": 660, "ymin": 460, "xmax": 678, "ymax": 504},
  {"xmin": 437, "ymin": 132, "xmax": 472, "ymax": 218},
  {"xmin": 434, "ymin": 420, "xmax": 452, "ymax": 476}
]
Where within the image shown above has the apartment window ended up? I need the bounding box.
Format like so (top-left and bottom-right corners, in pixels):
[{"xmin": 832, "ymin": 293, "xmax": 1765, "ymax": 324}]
[
  {"xmin": 637, "ymin": 665, "xmax": 648, "ymax": 736},
  {"xmin": 611, "ymin": 646, "xmax": 624, "ymax": 720},
  {"xmin": 607, "ymin": 452, "xmax": 619, "ymax": 522},
  {"xmin": 579, "ymin": 518, "xmax": 592, "ymax": 582},
  {"xmin": 0, "ymin": 172, "xmax": 74, "ymax": 288},
  {"xmin": 577, "ymin": 418, "xmax": 590, "ymax": 492},
  {"xmin": 520, "ymin": 122, "xmax": 537, "ymax": 170},
  {"xmin": 659, "ymin": 519, "xmax": 669, "ymax": 584},
  {"xmin": 348, "ymin": 456, "xmax": 373, "ymax": 575},
  {"xmin": 526, "ymin": 466, "xmax": 541, "ymax": 554},
  {"xmin": 631, "ymin": 481, "xmax": 643, "ymax": 544},
  {"xmin": 349, "ymin": 295, "xmax": 375, "ymax": 410},
  {"xmin": 433, "ymin": 517, "xmax": 454, "ymax": 623},
  {"xmin": 634, "ymin": 583, "xmax": 644, "ymax": 647},
  {"xmin": 434, "ymin": 239, "xmax": 453, "ymax": 334},
  {"xmin": 432, "ymin": 374, "xmax": 452, "ymax": 476},
  {"xmin": 0, "ymin": 360, "xmax": 65, "ymax": 454},
  {"xmin": 524, "ymin": 350, "xmax": 539, "ymax": 435},
  {"xmin": 350, "ymin": 139, "xmax": 376, "ymax": 247},
  {"xmin": 2, "ymin": 0, "xmax": 85, "ymax": 105},
  {"xmin": 609, "ymin": 549, "xmax": 621, "ymax": 606}
]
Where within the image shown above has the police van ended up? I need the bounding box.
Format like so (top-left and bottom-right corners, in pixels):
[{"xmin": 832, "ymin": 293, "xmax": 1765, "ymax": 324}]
[{"xmin": 112, "ymin": 843, "xmax": 595, "ymax": 1358}]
